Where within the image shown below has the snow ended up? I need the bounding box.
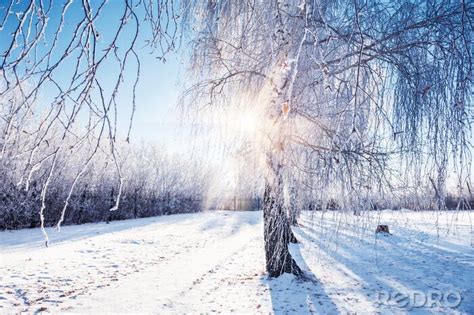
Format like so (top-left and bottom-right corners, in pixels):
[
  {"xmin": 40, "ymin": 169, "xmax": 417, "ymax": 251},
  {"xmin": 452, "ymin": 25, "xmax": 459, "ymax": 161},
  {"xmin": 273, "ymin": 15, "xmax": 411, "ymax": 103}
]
[{"xmin": 1, "ymin": 210, "xmax": 473, "ymax": 314}]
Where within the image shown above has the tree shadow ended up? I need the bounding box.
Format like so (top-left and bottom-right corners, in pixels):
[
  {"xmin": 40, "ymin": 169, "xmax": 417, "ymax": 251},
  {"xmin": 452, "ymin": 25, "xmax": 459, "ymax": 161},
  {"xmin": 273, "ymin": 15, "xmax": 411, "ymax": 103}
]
[
  {"xmin": 198, "ymin": 210, "xmax": 262, "ymax": 236},
  {"xmin": 261, "ymin": 240, "xmax": 340, "ymax": 314},
  {"xmin": 0, "ymin": 212, "xmax": 202, "ymax": 251},
  {"xmin": 293, "ymin": 215, "xmax": 474, "ymax": 314},
  {"xmin": 1, "ymin": 210, "xmax": 263, "ymax": 252}
]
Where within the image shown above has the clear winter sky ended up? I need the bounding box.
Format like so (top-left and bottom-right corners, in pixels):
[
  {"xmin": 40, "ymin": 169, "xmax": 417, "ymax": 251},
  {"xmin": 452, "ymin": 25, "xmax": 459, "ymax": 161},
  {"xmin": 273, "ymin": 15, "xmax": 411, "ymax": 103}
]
[
  {"xmin": 0, "ymin": 1, "xmax": 190, "ymax": 151},
  {"xmin": 122, "ymin": 52, "xmax": 185, "ymax": 147}
]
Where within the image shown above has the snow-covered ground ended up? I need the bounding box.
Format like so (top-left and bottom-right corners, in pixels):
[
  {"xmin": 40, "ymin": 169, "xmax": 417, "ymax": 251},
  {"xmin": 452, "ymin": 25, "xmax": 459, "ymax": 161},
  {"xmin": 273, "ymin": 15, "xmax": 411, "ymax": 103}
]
[{"xmin": 1, "ymin": 210, "xmax": 473, "ymax": 314}]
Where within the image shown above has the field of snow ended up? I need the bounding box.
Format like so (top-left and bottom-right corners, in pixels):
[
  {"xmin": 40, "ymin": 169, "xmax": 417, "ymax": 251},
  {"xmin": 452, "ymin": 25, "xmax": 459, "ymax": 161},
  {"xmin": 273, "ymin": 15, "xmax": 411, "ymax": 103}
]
[{"xmin": 1, "ymin": 210, "xmax": 473, "ymax": 314}]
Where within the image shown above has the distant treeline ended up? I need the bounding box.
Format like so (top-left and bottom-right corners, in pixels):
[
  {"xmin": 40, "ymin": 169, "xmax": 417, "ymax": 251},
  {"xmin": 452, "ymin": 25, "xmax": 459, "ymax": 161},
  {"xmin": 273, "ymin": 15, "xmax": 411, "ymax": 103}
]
[
  {"xmin": 0, "ymin": 183, "xmax": 203, "ymax": 230},
  {"xmin": 0, "ymin": 143, "xmax": 208, "ymax": 230},
  {"xmin": 303, "ymin": 196, "xmax": 474, "ymax": 212}
]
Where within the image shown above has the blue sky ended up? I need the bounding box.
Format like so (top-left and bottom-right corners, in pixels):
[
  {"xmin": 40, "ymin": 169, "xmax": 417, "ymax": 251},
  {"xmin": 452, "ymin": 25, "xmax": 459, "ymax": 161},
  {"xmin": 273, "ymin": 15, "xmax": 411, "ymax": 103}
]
[
  {"xmin": 0, "ymin": 0, "xmax": 188, "ymax": 149},
  {"xmin": 122, "ymin": 51, "xmax": 184, "ymax": 145}
]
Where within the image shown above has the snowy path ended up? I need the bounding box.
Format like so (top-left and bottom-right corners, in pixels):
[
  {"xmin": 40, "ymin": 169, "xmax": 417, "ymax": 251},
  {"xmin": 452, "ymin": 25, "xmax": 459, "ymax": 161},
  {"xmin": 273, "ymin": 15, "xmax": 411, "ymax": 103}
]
[
  {"xmin": 1, "ymin": 212, "xmax": 269, "ymax": 313},
  {"xmin": 1, "ymin": 210, "xmax": 473, "ymax": 314}
]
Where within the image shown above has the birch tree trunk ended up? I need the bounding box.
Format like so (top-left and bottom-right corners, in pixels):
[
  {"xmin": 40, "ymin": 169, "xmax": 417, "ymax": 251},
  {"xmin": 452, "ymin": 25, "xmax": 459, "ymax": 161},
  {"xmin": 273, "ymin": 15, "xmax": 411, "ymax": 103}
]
[{"xmin": 263, "ymin": 138, "xmax": 302, "ymax": 277}]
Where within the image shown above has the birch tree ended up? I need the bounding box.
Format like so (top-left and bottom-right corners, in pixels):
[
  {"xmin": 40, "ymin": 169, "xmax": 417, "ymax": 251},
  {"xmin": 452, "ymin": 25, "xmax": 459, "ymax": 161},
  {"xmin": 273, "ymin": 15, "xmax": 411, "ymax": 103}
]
[{"xmin": 181, "ymin": 0, "xmax": 473, "ymax": 277}]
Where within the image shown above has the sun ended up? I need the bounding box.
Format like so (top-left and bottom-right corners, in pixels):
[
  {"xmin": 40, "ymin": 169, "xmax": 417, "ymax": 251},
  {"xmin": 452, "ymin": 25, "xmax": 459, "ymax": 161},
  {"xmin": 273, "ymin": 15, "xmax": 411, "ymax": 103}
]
[{"xmin": 238, "ymin": 110, "xmax": 259, "ymax": 134}]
